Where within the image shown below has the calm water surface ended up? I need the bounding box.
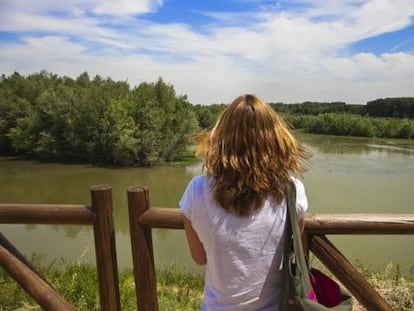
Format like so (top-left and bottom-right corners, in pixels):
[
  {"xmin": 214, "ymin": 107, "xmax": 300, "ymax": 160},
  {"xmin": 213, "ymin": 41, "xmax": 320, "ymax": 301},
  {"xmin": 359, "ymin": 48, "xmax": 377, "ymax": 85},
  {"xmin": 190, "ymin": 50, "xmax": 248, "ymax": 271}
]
[{"xmin": 1, "ymin": 134, "xmax": 413, "ymax": 273}]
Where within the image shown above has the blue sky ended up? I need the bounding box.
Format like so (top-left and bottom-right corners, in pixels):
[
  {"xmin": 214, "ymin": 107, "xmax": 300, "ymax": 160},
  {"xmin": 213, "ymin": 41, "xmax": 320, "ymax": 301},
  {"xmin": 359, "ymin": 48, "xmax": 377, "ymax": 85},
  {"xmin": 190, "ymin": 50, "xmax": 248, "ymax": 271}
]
[{"xmin": 1, "ymin": 0, "xmax": 414, "ymax": 105}]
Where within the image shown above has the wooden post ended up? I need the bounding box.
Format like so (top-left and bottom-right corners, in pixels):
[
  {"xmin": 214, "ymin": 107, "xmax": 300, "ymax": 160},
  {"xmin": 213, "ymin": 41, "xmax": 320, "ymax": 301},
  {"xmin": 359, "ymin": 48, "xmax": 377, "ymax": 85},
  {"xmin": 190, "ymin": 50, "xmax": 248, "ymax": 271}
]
[
  {"xmin": 0, "ymin": 234, "xmax": 74, "ymax": 310},
  {"xmin": 128, "ymin": 186, "xmax": 159, "ymax": 311},
  {"xmin": 310, "ymin": 235, "xmax": 392, "ymax": 311},
  {"xmin": 91, "ymin": 185, "xmax": 121, "ymax": 311}
]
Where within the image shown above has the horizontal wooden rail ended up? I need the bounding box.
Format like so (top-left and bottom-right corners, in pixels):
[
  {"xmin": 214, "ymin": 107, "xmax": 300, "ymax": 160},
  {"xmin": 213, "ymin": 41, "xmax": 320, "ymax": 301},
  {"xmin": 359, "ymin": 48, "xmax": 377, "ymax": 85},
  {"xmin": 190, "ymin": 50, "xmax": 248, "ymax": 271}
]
[
  {"xmin": 139, "ymin": 208, "xmax": 414, "ymax": 234},
  {"xmin": 139, "ymin": 207, "xmax": 184, "ymax": 229},
  {"xmin": 0, "ymin": 204, "xmax": 96, "ymax": 225},
  {"xmin": 305, "ymin": 213, "xmax": 414, "ymax": 234}
]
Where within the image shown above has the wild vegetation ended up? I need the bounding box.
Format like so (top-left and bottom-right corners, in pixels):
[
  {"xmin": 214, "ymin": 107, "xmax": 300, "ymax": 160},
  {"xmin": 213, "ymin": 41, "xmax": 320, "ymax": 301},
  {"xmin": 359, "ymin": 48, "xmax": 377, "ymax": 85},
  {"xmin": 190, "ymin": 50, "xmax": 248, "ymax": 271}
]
[
  {"xmin": 0, "ymin": 254, "xmax": 204, "ymax": 311},
  {"xmin": 1, "ymin": 71, "xmax": 413, "ymax": 166},
  {"xmin": 0, "ymin": 255, "xmax": 412, "ymax": 310},
  {"xmin": 194, "ymin": 100, "xmax": 414, "ymax": 138},
  {"xmin": 0, "ymin": 71, "xmax": 198, "ymax": 165},
  {"xmin": 286, "ymin": 114, "xmax": 414, "ymax": 139}
]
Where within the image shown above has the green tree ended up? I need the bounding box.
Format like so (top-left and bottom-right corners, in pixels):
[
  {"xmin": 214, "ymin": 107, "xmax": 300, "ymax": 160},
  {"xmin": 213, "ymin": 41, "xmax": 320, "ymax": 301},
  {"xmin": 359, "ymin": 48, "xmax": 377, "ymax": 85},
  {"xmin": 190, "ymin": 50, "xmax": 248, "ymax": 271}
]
[
  {"xmin": 0, "ymin": 71, "xmax": 211, "ymax": 164},
  {"xmin": 192, "ymin": 103, "xmax": 226, "ymax": 129},
  {"xmin": 131, "ymin": 78, "xmax": 198, "ymax": 165},
  {"xmin": 100, "ymin": 98, "xmax": 139, "ymax": 164}
]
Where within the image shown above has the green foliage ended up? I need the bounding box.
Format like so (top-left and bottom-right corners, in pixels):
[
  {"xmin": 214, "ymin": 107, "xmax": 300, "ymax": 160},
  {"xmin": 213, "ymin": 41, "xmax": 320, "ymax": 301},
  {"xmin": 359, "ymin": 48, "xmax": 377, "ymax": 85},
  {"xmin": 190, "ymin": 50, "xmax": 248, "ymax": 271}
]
[
  {"xmin": 305, "ymin": 113, "xmax": 376, "ymax": 137},
  {"xmin": 372, "ymin": 118, "xmax": 414, "ymax": 139},
  {"xmin": 353, "ymin": 261, "xmax": 414, "ymax": 311},
  {"xmin": 130, "ymin": 78, "xmax": 199, "ymax": 165},
  {"xmin": 271, "ymin": 101, "xmax": 366, "ymax": 116},
  {"xmin": 0, "ymin": 72, "xmax": 198, "ymax": 165},
  {"xmin": 285, "ymin": 113, "xmax": 414, "ymax": 139},
  {"xmin": 191, "ymin": 101, "xmax": 414, "ymax": 140},
  {"xmin": 100, "ymin": 99, "xmax": 139, "ymax": 164},
  {"xmin": 192, "ymin": 103, "xmax": 226, "ymax": 129},
  {"xmin": 0, "ymin": 257, "xmax": 203, "ymax": 311},
  {"xmin": 2, "ymin": 71, "xmax": 412, "ymax": 162},
  {"xmin": 367, "ymin": 97, "xmax": 414, "ymax": 118}
]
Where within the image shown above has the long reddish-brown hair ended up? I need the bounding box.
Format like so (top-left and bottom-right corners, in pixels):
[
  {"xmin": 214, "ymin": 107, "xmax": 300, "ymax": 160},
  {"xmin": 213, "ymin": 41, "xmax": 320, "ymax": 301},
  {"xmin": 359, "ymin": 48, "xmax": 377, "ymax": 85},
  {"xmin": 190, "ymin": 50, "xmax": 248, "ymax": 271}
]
[{"xmin": 195, "ymin": 94, "xmax": 310, "ymax": 216}]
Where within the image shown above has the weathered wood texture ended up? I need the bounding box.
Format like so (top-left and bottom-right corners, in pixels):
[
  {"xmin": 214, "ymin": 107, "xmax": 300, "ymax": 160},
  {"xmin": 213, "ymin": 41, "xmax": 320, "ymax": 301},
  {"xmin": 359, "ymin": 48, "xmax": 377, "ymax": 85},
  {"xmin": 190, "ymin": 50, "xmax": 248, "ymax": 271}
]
[
  {"xmin": 139, "ymin": 207, "xmax": 184, "ymax": 229},
  {"xmin": 0, "ymin": 204, "xmax": 96, "ymax": 224},
  {"xmin": 306, "ymin": 213, "xmax": 414, "ymax": 234},
  {"xmin": 2, "ymin": 191, "xmax": 413, "ymax": 311},
  {"xmin": 128, "ymin": 186, "xmax": 159, "ymax": 311},
  {"xmin": 0, "ymin": 185, "xmax": 121, "ymax": 311},
  {"xmin": 138, "ymin": 208, "xmax": 414, "ymax": 234},
  {"xmin": 91, "ymin": 184, "xmax": 121, "ymax": 311},
  {"xmin": 0, "ymin": 233, "xmax": 74, "ymax": 310}
]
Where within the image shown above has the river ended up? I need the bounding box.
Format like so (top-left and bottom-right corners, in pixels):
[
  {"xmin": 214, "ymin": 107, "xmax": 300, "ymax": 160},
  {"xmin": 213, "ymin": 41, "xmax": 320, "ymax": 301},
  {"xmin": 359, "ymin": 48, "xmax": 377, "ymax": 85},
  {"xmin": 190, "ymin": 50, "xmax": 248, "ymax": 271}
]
[{"xmin": 1, "ymin": 133, "xmax": 413, "ymax": 274}]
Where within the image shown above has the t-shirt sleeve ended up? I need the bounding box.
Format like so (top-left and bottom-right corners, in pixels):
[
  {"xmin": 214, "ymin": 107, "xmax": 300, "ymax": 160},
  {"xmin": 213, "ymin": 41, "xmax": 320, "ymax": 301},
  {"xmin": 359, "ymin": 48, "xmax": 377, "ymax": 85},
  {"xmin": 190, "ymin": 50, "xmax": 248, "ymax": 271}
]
[
  {"xmin": 291, "ymin": 177, "xmax": 308, "ymax": 220},
  {"xmin": 179, "ymin": 178, "xmax": 195, "ymax": 221}
]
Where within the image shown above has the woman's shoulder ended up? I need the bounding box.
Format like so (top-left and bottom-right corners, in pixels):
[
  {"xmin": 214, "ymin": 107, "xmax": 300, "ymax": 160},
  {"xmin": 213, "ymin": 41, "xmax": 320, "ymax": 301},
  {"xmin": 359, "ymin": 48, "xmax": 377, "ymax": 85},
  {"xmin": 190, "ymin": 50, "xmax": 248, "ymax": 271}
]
[
  {"xmin": 190, "ymin": 174, "xmax": 212, "ymax": 187},
  {"xmin": 290, "ymin": 176, "xmax": 305, "ymax": 191},
  {"xmin": 185, "ymin": 175, "xmax": 212, "ymax": 192},
  {"xmin": 188, "ymin": 174, "xmax": 207, "ymax": 186}
]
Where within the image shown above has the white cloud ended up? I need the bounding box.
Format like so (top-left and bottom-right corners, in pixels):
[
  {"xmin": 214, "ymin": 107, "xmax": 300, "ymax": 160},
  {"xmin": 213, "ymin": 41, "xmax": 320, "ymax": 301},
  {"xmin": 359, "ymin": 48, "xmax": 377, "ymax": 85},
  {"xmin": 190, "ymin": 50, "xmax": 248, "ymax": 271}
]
[
  {"xmin": 92, "ymin": 0, "xmax": 163, "ymax": 15},
  {"xmin": 0, "ymin": 0, "xmax": 414, "ymax": 104},
  {"xmin": 0, "ymin": 0, "xmax": 163, "ymax": 16}
]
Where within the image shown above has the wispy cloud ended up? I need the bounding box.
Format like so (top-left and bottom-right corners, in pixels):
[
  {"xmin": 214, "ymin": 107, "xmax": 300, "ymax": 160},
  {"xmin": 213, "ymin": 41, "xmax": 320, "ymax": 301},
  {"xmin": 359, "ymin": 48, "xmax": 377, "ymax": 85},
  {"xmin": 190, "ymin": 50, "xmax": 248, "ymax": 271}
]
[{"xmin": 0, "ymin": 0, "xmax": 413, "ymax": 104}]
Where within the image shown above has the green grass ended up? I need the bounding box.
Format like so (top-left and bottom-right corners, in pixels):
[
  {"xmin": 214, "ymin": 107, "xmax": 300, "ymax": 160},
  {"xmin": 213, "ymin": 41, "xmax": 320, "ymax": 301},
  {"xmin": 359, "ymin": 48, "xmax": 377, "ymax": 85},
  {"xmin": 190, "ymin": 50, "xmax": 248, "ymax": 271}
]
[
  {"xmin": 352, "ymin": 261, "xmax": 414, "ymax": 311},
  {"xmin": 0, "ymin": 255, "xmax": 203, "ymax": 311},
  {"xmin": 1, "ymin": 254, "xmax": 413, "ymax": 310}
]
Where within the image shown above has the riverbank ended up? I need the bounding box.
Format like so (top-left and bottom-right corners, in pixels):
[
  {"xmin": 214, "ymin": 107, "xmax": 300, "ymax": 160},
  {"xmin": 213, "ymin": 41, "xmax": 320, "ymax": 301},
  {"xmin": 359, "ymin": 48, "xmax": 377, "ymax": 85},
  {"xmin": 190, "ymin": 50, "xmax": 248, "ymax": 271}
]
[{"xmin": 1, "ymin": 257, "xmax": 413, "ymax": 310}]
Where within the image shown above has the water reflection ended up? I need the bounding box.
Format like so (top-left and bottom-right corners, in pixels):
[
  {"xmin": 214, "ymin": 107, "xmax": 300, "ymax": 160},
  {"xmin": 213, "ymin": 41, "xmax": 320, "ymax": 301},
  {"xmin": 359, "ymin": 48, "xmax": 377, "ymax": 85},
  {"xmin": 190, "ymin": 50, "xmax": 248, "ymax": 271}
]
[
  {"xmin": 1, "ymin": 134, "xmax": 414, "ymax": 272},
  {"xmin": 300, "ymin": 133, "xmax": 414, "ymax": 156}
]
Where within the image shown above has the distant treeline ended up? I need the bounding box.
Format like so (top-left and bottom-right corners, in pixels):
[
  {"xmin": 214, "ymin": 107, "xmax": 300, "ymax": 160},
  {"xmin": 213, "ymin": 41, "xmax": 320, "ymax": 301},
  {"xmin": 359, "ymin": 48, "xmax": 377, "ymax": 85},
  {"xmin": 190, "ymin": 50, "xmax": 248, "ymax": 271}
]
[
  {"xmin": 269, "ymin": 100, "xmax": 414, "ymax": 139},
  {"xmin": 193, "ymin": 99, "xmax": 414, "ymax": 139},
  {"xmin": 1, "ymin": 71, "xmax": 413, "ymax": 166},
  {"xmin": 287, "ymin": 114, "xmax": 414, "ymax": 139},
  {"xmin": 270, "ymin": 99, "xmax": 414, "ymax": 118}
]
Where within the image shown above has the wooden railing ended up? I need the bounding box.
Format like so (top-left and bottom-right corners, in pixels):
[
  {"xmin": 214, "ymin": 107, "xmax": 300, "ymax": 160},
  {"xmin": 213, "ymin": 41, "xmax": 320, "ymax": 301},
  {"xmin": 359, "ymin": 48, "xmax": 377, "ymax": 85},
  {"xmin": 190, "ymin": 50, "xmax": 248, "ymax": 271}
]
[
  {"xmin": 0, "ymin": 185, "xmax": 120, "ymax": 311},
  {"xmin": 127, "ymin": 186, "xmax": 414, "ymax": 311},
  {"xmin": 2, "ymin": 185, "xmax": 413, "ymax": 310}
]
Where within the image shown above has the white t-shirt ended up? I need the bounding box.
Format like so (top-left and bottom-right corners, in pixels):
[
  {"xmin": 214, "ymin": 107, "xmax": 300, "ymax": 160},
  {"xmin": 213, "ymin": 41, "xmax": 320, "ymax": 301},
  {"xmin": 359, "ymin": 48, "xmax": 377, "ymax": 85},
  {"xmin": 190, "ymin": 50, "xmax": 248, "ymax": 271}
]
[{"xmin": 180, "ymin": 175, "xmax": 308, "ymax": 311}]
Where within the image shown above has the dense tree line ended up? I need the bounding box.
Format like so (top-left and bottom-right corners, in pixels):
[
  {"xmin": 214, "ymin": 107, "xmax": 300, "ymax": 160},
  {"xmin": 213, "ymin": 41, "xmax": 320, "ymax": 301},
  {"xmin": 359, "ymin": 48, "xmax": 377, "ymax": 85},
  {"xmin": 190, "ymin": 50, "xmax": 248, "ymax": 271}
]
[
  {"xmin": 0, "ymin": 71, "xmax": 198, "ymax": 165},
  {"xmin": 270, "ymin": 98, "xmax": 414, "ymax": 118},
  {"xmin": 1, "ymin": 71, "xmax": 412, "ymax": 166},
  {"xmin": 286, "ymin": 114, "xmax": 414, "ymax": 139},
  {"xmin": 270, "ymin": 101, "xmax": 366, "ymax": 116},
  {"xmin": 366, "ymin": 98, "xmax": 414, "ymax": 118},
  {"xmin": 276, "ymin": 99, "xmax": 414, "ymax": 138}
]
